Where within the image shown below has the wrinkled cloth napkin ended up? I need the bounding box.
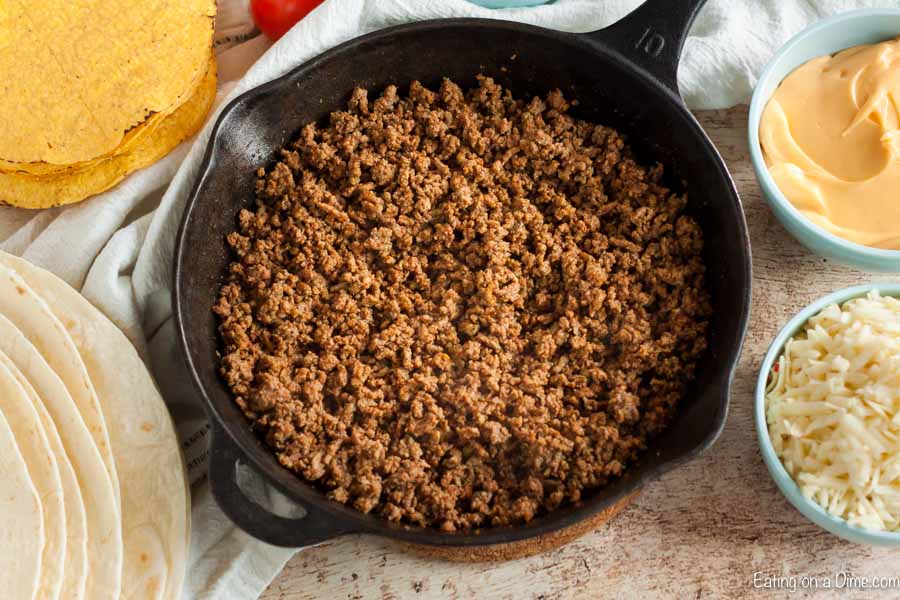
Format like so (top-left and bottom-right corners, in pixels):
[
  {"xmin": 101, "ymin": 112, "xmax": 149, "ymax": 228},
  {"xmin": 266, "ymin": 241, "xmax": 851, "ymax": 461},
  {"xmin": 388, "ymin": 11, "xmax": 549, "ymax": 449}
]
[{"xmin": 1, "ymin": 0, "xmax": 895, "ymax": 597}]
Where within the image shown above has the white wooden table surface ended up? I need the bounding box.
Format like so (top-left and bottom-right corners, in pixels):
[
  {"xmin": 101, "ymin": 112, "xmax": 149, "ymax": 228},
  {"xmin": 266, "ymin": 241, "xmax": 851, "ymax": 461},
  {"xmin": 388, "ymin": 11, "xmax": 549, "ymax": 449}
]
[{"xmin": 261, "ymin": 106, "xmax": 900, "ymax": 600}]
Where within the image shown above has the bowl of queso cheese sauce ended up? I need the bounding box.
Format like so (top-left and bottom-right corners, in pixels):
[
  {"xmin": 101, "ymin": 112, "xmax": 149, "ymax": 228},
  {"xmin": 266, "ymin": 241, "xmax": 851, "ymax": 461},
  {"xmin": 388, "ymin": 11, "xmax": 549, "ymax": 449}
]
[{"xmin": 749, "ymin": 9, "xmax": 900, "ymax": 272}]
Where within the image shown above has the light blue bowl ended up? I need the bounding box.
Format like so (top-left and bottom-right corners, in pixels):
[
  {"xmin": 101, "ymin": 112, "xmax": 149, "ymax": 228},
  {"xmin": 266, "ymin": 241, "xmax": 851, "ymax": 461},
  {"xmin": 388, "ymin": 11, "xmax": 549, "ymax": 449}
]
[
  {"xmin": 755, "ymin": 283, "xmax": 900, "ymax": 546},
  {"xmin": 748, "ymin": 9, "xmax": 900, "ymax": 273},
  {"xmin": 467, "ymin": 0, "xmax": 551, "ymax": 7}
]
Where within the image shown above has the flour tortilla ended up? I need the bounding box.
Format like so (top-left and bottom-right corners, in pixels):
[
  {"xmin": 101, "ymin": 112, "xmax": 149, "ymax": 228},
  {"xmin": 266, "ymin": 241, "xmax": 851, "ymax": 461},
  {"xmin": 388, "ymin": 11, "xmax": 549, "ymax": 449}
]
[
  {"xmin": 0, "ymin": 267, "xmax": 119, "ymax": 501},
  {"xmin": 0, "ymin": 357, "xmax": 65, "ymax": 600},
  {"xmin": 0, "ymin": 340, "xmax": 88, "ymax": 599},
  {"xmin": 0, "ymin": 268, "xmax": 123, "ymax": 600},
  {"xmin": 0, "ymin": 395, "xmax": 44, "ymax": 600},
  {"xmin": 0, "ymin": 252, "xmax": 190, "ymax": 600}
]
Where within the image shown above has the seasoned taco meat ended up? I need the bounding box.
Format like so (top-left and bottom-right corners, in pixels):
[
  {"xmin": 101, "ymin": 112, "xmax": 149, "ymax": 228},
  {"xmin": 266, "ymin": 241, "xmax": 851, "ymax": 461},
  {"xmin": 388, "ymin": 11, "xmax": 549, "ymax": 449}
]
[{"xmin": 214, "ymin": 76, "xmax": 710, "ymax": 531}]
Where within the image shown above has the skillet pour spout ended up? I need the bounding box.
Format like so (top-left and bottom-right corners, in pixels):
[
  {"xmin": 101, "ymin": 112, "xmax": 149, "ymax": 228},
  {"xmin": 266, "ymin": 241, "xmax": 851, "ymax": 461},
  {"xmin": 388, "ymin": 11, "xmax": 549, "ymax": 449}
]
[{"xmin": 174, "ymin": 0, "xmax": 751, "ymax": 555}]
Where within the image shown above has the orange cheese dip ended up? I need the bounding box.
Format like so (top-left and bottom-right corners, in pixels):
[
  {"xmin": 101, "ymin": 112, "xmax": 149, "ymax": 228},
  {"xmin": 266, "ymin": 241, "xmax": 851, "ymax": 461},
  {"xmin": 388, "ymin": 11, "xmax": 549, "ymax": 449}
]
[{"xmin": 760, "ymin": 39, "xmax": 900, "ymax": 249}]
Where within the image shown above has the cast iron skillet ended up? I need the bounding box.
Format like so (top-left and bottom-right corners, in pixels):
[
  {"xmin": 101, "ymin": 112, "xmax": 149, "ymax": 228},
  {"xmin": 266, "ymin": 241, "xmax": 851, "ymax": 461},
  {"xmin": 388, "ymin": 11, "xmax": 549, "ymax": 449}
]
[{"xmin": 175, "ymin": 0, "xmax": 752, "ymax": 549}]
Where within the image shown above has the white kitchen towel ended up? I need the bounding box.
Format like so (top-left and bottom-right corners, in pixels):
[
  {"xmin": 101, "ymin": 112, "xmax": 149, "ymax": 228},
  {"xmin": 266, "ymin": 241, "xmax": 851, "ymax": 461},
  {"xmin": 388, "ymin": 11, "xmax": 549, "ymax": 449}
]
[{"xmin": 0, "ymin": 0, "xmax": 895, "ymax": 598}]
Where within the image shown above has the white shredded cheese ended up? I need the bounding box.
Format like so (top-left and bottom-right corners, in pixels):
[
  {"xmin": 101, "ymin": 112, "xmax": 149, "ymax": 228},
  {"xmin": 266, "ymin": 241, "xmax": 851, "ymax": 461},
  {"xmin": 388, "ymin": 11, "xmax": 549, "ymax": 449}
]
[{"xmin": 766, "ymin": 291, "xmax": 900, "ymax": 532}]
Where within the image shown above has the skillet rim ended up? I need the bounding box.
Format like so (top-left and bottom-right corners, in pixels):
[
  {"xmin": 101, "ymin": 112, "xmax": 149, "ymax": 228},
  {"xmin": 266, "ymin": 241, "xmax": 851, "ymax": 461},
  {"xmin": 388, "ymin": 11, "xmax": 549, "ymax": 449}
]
[{"xmin": 173, "ymin": 16, "xmax": 752, "ymax": 547}]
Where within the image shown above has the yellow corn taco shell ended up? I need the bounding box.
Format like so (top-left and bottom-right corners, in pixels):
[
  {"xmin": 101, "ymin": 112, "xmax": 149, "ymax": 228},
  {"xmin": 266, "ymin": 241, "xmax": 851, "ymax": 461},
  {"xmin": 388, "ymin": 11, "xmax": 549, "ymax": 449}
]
[
  {"xmin": 0, "ymin": 59, "xmax": 217, "ymax": 209},
  {"xmin": 0, "ymin": 0, "xmax": 215, "ymax": 165}
]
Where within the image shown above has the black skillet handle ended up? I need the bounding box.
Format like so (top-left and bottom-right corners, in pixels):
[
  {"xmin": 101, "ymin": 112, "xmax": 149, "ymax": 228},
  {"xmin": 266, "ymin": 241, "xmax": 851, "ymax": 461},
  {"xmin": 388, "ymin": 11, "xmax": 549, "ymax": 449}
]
[
  {"xmin": 586, "ymin": 0, "xmax": 708, "ymax": 97},
  {"xmin": 208, "ymin": 422, "xmax": 347, "ymax": 547}
]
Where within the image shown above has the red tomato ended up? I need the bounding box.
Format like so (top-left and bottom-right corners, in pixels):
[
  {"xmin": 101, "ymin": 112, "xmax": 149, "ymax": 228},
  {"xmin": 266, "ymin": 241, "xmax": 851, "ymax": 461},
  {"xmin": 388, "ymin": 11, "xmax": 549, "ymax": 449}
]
[{"xmin": 251, "ymin": 0, "xmax": 324, "ymax": 41}]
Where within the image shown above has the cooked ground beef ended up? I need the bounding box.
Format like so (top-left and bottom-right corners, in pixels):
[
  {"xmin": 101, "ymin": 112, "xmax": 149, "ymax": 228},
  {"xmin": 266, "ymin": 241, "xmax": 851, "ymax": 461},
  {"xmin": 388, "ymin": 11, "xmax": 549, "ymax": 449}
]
[{"xmin": 214, "ymin": 76, "xmax": 710, "ymax": 531}]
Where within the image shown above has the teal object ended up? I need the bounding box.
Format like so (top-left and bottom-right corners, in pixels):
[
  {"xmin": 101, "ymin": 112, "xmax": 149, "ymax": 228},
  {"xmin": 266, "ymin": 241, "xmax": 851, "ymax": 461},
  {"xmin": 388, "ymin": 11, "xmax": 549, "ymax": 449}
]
[
  {"xmin": 467, "ymin": 0, "xmax": 552, "ymax": 7},
  {"xmin": 755, "ymin": 283, "xmax": 900, "ymax": 547},
  {"xmin": 748, "ymin": 9, "xmax": 900, "ymax": 273}
]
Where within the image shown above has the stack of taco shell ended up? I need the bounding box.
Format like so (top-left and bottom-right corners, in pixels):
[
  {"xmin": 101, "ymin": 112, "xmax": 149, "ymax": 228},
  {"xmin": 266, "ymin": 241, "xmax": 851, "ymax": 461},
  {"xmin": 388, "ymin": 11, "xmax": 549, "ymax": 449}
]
[{"xmin": 0, "ymin": 0, "xmax": 217, "ymax": 208}]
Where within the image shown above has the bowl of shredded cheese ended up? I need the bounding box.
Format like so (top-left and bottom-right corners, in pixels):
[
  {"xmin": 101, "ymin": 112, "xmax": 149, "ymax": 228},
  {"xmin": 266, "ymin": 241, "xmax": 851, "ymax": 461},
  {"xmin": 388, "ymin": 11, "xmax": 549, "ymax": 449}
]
[{"xmin": 756, "ymin": 284, "xmax": 900, "ymax": 545}]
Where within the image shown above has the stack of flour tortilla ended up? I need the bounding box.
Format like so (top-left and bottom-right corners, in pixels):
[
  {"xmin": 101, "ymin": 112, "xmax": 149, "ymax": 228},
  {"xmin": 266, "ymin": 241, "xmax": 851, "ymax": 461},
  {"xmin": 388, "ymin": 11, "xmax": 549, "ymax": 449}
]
[{"xmin": 0, "ymin": 250, "xmax": 189, "ymax": 600}]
